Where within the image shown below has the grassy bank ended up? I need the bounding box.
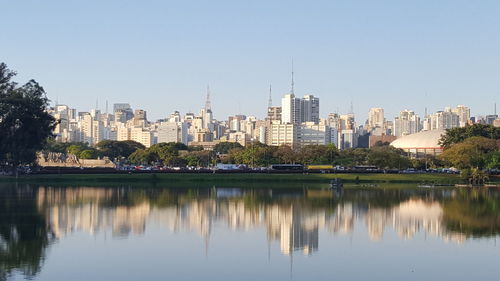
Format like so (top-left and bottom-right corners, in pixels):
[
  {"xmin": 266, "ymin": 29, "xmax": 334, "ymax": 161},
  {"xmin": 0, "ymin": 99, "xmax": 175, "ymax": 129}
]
[{"xmin": 0, "ymin": 172, "xmax": 465, "ymax": 185}]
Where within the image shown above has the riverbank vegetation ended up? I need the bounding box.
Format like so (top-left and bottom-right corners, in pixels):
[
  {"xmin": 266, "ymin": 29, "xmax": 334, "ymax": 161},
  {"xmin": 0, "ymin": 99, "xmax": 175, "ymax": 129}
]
[
  {"xmin": 439, "ymin": 125, "xmax": 500, "ymax": 184},
  {"xmin": 0, "ymin": 63, "xmax": 57, "ymax": 176}
]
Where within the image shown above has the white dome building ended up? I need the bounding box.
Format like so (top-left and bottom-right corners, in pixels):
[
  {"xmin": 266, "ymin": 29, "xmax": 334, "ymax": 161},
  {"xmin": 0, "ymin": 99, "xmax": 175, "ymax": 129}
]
[{"xmin": 390, "ymin": 129, "xmax": 445, "ymax": 158}]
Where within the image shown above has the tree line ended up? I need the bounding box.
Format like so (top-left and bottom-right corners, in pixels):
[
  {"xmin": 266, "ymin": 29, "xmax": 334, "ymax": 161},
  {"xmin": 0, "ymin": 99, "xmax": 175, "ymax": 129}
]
[{"xmin": 439, "ymin": 124, "xmax": 500, "ymax": 184}]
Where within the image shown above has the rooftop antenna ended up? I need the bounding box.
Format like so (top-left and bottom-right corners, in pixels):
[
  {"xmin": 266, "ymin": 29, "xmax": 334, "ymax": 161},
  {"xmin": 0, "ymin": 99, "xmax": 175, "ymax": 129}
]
[
  {"xmin": 290, "ymin": 59, "xmax": 295, "ymax": 95},
  {"xmin": 205, "ymin": 85, "xmax": 211, "ymax": 111},
  {"xmin": 349, "ymin": 100, "xmax": 354, "ymax": 114},
  {"xmin": 96, "ymin": 97, "xmax": 99, "ymax": 111},
  {"xmin": 495, "ymin": 102, "xmax": 497, "ymax": 116},
  {"xmin": 268, "ymin": 84, "xmax": 273, "ymax": 108}
]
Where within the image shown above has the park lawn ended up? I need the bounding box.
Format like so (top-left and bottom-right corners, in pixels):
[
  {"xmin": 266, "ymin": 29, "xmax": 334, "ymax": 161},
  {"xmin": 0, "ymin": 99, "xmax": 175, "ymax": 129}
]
[{"xmin": 0, "ymin": 172, "xmax": 465, "ymax": 185}]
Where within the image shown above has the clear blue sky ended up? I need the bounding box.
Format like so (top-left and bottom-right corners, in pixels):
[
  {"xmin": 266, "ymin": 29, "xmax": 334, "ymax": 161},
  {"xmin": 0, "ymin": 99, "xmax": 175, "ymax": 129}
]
[{"xmin": 2, "ymin": 0, "xmax": 499, "ymax": 122}]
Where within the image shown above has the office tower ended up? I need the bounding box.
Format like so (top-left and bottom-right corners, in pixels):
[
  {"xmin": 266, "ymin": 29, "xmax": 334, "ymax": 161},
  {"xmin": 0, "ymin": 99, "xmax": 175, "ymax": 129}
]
[
  {"xmin": 298, "ymin": 122, "xmax": 331, "ymax": 146},
  {"xmin": 338, "ymin": 129, "xmax": 358, "ymax": 150},
  {"xmin": 158, "ymin": 121, "xmax": 188, "ymax": 145},
  {"xmin": 301, "ymin": 95, "xmax": 320, "ymax": 124}
]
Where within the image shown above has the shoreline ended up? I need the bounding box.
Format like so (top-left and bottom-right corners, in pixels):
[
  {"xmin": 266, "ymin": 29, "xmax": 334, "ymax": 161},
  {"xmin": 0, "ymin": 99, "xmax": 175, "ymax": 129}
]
[{"xmin": 0, "ymin": 172, "xmax": 467, "ymax": 185}]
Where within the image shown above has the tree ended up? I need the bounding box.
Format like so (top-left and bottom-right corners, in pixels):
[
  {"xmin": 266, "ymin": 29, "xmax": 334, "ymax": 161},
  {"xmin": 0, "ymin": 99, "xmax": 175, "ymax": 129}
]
[
  {"xmin": 0, "ymin": 187, "xmax": 52, "ymax": 279},
  {"xmin": 336, "ymin": 148, "xmax": 369, "ymax": 166},
  {"xmin": 485, "ymin": 150, "xmax": 500, "ymax": 170},
  {"xmin": 273, "ymin": 145, "xmax": 297, "ymax": 164},
  {"xmin": 0, "ymin": 63, "xmax": 57, "ymax": 175},
  {"xmin": 43, "ymin": 139, "xmax": 74, "ymax": 153},
  {"xmin": 440, "ymin": 143, "xmax": 484, "ymax": 169},
  {"xmin": 297, "ymin": 145, "xmax": 337, "ymax": 165},
  {"xmin": 182, "ymin": 150, "xmax": 211, "ymax": 167},
  {"xmin": 148, "ymin": 143, "xmax": 180, "ymax": 165},
  {"xmin": 367, "ymin": 146, "xmax": 410, "ymax": 169},
  {"xmin": 78, "ymin": 149, "xmax": 97, "ymax": 159},
  {"xmin": 95, "ymin": 140, "xmax": 145, "ymax": 159},
  {"xmin": 213, "ymin": 142, "xmax": 243, "ymax": 154},
  {"xmin": 439, "ymin": 124, "xmax": 500, "ymax": 149},
  {"xmin": 128, "ymin": 149, "xmax": 153, "ymax": 165}
]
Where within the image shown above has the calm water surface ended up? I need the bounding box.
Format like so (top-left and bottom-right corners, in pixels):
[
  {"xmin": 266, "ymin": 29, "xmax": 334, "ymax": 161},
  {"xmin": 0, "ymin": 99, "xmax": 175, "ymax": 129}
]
[{"xmin": 1, "ymin": 183, "xmax": 499, "ymax": 281}]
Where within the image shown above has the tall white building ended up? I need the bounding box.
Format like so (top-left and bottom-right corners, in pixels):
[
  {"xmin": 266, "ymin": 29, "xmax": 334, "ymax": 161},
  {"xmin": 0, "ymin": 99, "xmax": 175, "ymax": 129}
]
[
  {"xmin": 281, "ymin": 94, "xmax": 320, "ymax": 124},
  {"xmin": 452, "ymin": 105, "xmax": 471, "ymax": 127},
  {"xmin": 429, "ymin": 108, "xmax": 460, "ymax": 130},
  {"xmin": 158, "ymin": 122, "xmax": 188, "ymax": 145},
  {"xmin": 368, "ymin": 108, "xmax": 384, "ymax": 131},
  {"xmin": 270, "ymin": 122, "xmax": 298, "ymax": 148},
  {"xmin": 393, "ymin": 110, "xmax": 421, "ymax": 137},
  {"xmin": 130, "ymin": 127, "xmax": 153, "ymax": 148},
  {"xmin": 281, "ymin": 94, "xmax": 301, "ymax": 124}
]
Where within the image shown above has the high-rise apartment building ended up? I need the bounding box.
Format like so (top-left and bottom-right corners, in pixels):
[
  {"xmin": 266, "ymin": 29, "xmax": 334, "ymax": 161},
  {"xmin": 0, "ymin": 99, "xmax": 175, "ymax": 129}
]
[
  {"xmin": 281, "ymin": 94, "xmax": 301, "ymax": 124},
  {"xmin": 270, "ymin": 122, "xmax": 298, "ymax": 149},
  {"xmin": 301, "ymin": 95, "xmax": 320, "ymax": 124},
  {"xmin": 452, "ymin": 105, "xmax": 471, "ymax": 127},
  {"xmin": 393, "ymin": 110, "xmax": 421, "ymax": 137},
  {"xmin": 429, "ymin": 108, "xmax": 460, "ymax": 130},
  {"xmin": 368, "ymin": 108, "xmax": 384, "ymax": 130},
  {"xmin": 133, "ymin": 110, "xmax": 147, "ymax": 126},
  {"xmin": 130, "ymin": 127, "xmax": 152, "ymax": 148},
  {"xmin": 266, "ymin": 106, "xmax": 282, "ymax": 121},
  {"xmin": 157, "ymin": 122, "xmax": 188, "ymax": 145},
  {"xmin": 281, "ymin": 94, "xmax": 319, "ymax": 124}
]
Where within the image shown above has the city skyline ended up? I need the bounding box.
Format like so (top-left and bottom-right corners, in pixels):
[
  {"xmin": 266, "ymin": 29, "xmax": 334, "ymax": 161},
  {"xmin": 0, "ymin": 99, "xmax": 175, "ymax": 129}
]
[{"xmin": 3, "ymin": 0, "xmax": 500, "ymax": 122}]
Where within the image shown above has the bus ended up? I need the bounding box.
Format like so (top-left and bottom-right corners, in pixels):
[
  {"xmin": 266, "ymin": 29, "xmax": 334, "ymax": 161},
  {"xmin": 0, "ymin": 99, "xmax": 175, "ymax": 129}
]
[{"xmin": 270, "ymin": 164, "xmax": 304, "ymax": 171}]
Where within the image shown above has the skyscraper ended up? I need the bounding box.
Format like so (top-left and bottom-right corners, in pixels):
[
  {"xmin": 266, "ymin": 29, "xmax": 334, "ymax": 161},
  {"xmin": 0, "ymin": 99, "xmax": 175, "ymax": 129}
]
[
  {"xmin": 281, "ymin": 94, "xmax": 301, "ymax": 124},
  {"xmin": 368, "ymin": 108, "xmax": 384, "ymax": 130},
  {"xmin": 393, "ymin": 110, "xmax": 421, "ymax": 137},
  {"xmin": 281, "ymin": 94, "xmax": 319, "ymax": 124},
  {"xmin": 452, "ymin": 105, "xmax": 471, "ymax": 127},
  {"xmin": 301, "ymin": 95, "xmax": 320, "ymax": 124}
]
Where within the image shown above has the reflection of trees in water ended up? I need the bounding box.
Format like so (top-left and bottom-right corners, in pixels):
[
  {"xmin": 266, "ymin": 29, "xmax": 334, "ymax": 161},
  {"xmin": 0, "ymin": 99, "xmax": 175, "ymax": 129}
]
[
  {"xmin": 442, "ymin": 188, "xmax": 500, "ymax": 238},
  {"xmin": 0, "ymin": 185, "xmax": 53, "ymax": 281},
  {"xmin": 1, "ymin": 184, "xmax": 499, "ymax": 280}
]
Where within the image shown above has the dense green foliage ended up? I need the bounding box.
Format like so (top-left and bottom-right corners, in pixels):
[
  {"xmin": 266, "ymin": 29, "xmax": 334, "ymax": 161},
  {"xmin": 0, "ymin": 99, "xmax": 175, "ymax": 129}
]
[
  {"xmin": 0, "ymin": 63, "xmax": 57, "ymax": 173},
  {"xmin": 0, "ymin": 187, "xmax": 51, "ymax": 279},
  {"xmin": 224, "ymin": 143, "xmax": 411, "ymax": 169},
  {"xmin": 95, "ymin": 140, "xmax": 145, "ymax": 159},
  {"xmin": 128, "ymin": 142, "xmax": 197, "ymax": 166},
  {"xmin": 440, "ymin": 127, "xmax": 500, "ymax": 184},
  {"xmin": 213, "ymin": 142, "xmax": 243, "ymax": 154},
  {"xmin": 439, "ymin": 124, "xmax": 500, "ymax": 149}
]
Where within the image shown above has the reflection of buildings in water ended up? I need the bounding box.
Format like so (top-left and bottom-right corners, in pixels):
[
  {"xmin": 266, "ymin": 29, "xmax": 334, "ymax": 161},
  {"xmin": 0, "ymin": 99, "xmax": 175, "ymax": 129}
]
[
  {"xmin": 393, "ymin": 199, "xmax": 444, "ymax": 239},
  {"xmin": 266, "ymin": 205, "xmax": 320, "ymax": 256},
  {"xmin": 37, "ymin": 187, "xmax": 150, "ymax": 238},
  {"xmin": 361, "ymin": 199, "xmax": 466, "ymax": 243},
  {"xmin": 36, "ymin": 187, "xmax": 468, "ymax": 255},
  {"xmin": 326, "ymin": 203, "xmax": 355, "ymax": 235}
]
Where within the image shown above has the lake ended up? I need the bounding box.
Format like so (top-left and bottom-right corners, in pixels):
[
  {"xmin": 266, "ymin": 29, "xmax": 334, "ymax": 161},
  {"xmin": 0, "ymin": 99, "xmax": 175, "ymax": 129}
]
[{"xmin": 1, "ymin": 183, "xmax": 499, "ymax": 281}]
